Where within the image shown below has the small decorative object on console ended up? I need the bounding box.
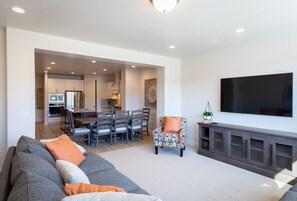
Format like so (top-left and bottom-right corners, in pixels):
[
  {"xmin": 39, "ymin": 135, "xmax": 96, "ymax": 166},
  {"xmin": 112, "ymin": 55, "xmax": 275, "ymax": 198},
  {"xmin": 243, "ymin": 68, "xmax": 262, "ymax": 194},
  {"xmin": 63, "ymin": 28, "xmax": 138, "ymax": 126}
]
[{"xmin": 203, "ymin": 101, "xmax": 213, "ymax": 123}]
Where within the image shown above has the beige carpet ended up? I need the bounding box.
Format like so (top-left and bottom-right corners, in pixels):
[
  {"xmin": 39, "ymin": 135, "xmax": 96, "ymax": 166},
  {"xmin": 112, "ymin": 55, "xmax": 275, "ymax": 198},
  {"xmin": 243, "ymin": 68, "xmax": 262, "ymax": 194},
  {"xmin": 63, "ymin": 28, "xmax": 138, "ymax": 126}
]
[{"xmin": 100, "ymin": 144, "xmax": 291, "ymax": 201}]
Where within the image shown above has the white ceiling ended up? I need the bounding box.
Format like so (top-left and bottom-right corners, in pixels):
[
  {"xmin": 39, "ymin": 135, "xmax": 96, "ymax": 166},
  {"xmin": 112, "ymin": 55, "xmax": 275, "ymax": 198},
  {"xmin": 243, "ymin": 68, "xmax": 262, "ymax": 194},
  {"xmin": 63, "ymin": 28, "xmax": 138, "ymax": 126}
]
[
  {"xmin": 2, "ymin": 0, "xmax": 297, "ymax": 74},
  {"xmin": 34, "ymin": 49, "xmax": 153, "ymax": 76}
]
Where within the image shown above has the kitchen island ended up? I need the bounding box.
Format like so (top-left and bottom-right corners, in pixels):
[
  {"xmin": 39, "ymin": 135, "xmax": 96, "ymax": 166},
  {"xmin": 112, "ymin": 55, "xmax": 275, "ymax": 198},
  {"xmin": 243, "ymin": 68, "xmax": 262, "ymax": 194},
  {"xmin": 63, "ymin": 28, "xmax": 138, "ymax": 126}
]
[{"xmin": 69, "ymin": 109, "xmax": 97, "ymax": 118}]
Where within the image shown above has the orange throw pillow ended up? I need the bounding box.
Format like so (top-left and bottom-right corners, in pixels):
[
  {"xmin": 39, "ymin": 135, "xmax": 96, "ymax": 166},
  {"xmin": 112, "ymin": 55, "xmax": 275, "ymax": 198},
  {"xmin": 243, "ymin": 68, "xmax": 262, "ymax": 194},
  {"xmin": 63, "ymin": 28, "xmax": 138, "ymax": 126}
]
[
  {"xmin": 64, "ymin": 183, "xmax": 125, "ymax": 195},
  {"xmin": 45, "ymin": 134, "xmax": 85, "ymax": 166},
  {"xmin": 163, "ymin": 116, "xmax": 181, "ymax": 132}
]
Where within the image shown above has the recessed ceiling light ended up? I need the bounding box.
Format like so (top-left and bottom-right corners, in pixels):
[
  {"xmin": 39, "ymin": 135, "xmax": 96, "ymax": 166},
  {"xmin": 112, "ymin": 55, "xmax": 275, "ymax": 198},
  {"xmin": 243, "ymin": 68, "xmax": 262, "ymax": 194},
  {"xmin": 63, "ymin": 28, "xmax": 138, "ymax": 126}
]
[
  {"xmin": 91, "ymin": 60, "xmax": 96, "ymax": 63},
  {"xmin": 235, "ymin": 28, "xmax": 245, "ymax": 33},
  {"xmin": 103, "ymin": 69, "xmax": 107, "ymax": 72},
  {"xmin": 46, "ymin": 67, "xmax": 51, "ymax": 70},
  {"xmin": 50, "ymin": 62, "xmax": 56, "ymax": 65},
  {"xmin": 12, "ymin": 7, "xmax": 25, "ymax": 14},
  {"xmin": 44, "ymin": 70, "xmax": 48, "ymax": 73},
  {"xmin": 93, "ymin": 72, "xmax": 97, "ymax": 75},
  {"xmin": 169, "ymin": 45, "xmax": 176, "ymax": 49},
  {"xmin": 71, "ymin": 72, "xmax": 75, "ymax": 74},
  {"xmin": 131, "ymin": 65, "xmax": 136, "ymax": 68}
]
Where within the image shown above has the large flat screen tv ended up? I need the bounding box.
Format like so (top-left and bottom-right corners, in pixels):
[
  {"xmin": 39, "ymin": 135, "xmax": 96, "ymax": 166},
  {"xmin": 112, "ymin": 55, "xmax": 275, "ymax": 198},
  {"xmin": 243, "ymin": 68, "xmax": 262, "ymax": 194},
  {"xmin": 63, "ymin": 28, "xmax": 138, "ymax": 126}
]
[{"xmin": 221, "ymin": 73, "xmax": 293, "ymax": 117}]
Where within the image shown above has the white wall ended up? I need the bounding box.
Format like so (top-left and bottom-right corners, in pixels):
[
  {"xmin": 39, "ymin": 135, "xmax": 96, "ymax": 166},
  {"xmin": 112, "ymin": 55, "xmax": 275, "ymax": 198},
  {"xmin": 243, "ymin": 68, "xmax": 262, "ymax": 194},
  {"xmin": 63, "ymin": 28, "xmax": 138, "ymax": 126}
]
[
  {"xmin": 6, "ymin": 27, "xmax": 181, "ymax": 147},
  {"xmin": 35, "ymin": 75, "xmax": 44, "ymax": 122},
  {"xmin": 181, "ymin": 32, "xmax": 297, "ymax": 146},
  {"xmin": 139, "ymin": 68, "xmax": 157, "ymax": 130},
  {"xmin": 0, "ymin": 29, "xmax": 7, "ymax": 167},
  {"xmin": 125, "ymin": 68, "xmax": 141, "ymax": 111}
]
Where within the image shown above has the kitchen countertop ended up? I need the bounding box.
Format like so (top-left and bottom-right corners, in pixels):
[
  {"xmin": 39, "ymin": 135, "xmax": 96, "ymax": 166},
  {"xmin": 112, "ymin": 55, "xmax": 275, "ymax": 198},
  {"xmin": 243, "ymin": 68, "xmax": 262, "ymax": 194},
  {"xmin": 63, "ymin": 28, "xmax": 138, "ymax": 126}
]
[{"xmin": 69, "ymin": 109, "xmax": 97, "ymax": 113}]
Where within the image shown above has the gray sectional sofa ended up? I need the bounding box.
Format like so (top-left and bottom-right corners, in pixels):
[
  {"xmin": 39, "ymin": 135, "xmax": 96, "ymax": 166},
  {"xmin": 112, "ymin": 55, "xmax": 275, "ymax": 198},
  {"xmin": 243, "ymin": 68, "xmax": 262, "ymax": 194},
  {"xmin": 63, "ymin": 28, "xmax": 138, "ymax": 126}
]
[
  {"xmin": 280, "ymin": 184, "xmax": 297, "ymax": 201},
  {"xmin": 0, "ymin": 135, "xmax": 148, "ymax": 201}
]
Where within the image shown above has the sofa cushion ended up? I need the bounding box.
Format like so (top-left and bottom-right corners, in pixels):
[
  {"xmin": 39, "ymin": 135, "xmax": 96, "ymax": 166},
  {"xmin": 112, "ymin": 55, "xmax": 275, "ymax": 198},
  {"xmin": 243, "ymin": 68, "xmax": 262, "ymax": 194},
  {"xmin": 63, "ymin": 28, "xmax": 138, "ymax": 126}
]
[
  {"xmin": 10, "ymin": 151, "xmax": 64, "ymax": 189},
  {"xmin": 8, "ymin": 174, "xmax": 66, "ymax": 201},
  {"xmin": 45, "ymin": 134, "xmax": 85, "ymax": 166},
  {"xmin": 79, "ymin": 152, "xmax": 115, "ymax": 175},
  {"xmin": 61, "ymin": 192, "xmax": 161, "ymax": 201},
  {"xmin": 88, "ymin": 168, "xmax": 143, "ymax": 193},
  {"xmin": 64, "ymin": 183, "xmax": 125, "ymax": 195},
  {"xmin": 0, "ymin": 147, "xmax": 16, "ymax": 201},
  {"xmin": 40, "ymin": 137, "xmax": 86, "ymax": 153},
  {"xmin": 16, "ymin": 135, "xmax": 55, "ymax": 166},
  {"xmin": 56, "ymin": 160, "xmax": 90, "ymax": 184}
]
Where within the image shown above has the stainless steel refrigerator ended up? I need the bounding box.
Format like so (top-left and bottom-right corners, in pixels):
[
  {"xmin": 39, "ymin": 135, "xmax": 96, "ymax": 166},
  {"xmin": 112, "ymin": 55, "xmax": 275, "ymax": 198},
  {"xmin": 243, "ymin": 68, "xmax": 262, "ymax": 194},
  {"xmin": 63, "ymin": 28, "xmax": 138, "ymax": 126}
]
[{"xmin": 65, "ymin": 90, "xmax": 84, "ymax": 110}]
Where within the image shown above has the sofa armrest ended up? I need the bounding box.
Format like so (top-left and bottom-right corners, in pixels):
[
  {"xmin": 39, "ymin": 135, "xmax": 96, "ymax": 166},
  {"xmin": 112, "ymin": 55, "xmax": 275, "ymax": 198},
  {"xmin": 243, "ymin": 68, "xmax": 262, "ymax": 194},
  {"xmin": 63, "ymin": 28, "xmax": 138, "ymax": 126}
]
[{"xmin": 0, "ymin": 146, "xmax": 16, "ymax": 201}]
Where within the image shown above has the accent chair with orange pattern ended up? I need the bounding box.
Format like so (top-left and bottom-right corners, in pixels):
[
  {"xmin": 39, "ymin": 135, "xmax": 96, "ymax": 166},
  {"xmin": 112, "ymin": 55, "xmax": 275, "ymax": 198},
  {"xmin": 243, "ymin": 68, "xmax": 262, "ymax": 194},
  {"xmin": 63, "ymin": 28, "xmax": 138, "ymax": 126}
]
[{"xmin": 153, "ymin": 116, "xmax": 187, "ymax": 157}]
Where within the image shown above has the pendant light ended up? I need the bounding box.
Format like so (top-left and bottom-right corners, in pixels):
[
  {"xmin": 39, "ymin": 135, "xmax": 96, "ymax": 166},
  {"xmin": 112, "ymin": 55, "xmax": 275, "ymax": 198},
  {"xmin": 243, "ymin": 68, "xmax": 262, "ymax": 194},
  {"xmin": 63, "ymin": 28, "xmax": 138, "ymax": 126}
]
[{"xmin": 151, "ymin": 0, "xmax": 179, "ymax": 13}]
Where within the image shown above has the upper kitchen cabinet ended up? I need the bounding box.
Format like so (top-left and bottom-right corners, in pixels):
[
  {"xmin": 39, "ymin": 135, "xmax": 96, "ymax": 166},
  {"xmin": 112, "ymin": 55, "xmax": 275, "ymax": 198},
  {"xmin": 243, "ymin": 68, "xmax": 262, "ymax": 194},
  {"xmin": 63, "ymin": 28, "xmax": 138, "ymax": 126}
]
[
  {"xmin": 105, "ymin": 81, "xmax": 114, "ymax": 99},
  {"xmin": 65, "ymin": 79, "xmax": 84, "ymax": 91},
  {"xmin": 48, "ymin": 78, "xmax": 66, "ymax": 93}
]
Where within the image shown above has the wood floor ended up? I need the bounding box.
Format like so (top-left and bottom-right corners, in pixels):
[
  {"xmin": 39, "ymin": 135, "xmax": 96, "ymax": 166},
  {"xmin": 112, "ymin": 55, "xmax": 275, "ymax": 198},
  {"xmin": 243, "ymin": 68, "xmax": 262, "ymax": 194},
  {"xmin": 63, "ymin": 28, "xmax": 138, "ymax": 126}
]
[{"xmin": 35, "ymin": 122, "xmax": 153, "ymax": 154}]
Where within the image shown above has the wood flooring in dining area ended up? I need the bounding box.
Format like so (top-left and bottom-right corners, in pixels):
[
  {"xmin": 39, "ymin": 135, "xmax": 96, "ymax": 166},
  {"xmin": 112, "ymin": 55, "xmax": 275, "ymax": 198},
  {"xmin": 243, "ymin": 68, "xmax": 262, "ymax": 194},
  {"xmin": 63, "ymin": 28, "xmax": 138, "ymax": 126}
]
[{"xmin": 35, "ymin": 122, "xmax": 153, "ymax": 154}]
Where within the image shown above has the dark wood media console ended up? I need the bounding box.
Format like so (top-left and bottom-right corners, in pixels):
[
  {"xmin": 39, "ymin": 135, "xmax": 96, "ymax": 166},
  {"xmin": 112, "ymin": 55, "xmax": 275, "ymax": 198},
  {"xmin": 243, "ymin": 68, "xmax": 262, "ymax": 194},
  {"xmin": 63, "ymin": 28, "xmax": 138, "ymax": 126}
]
[{"xmin": 198, "ymin": 122, "xmax": 297, "ymax": 184}]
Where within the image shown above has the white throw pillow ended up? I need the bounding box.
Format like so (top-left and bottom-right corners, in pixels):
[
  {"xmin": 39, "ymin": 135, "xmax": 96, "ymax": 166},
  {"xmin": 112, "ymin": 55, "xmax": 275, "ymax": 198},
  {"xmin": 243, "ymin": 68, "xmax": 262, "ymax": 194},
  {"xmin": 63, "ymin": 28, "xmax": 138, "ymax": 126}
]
[
  {"xmin": 56, "ymin": 160, "xmax": 90, "ymax": 184},
  {"xmin": 61, "ymin": 192, "xmax": 162, "ymax": 201},
  {"xmin": 40, "ymin": 136, "xmax": 86, "ymax": 153}
]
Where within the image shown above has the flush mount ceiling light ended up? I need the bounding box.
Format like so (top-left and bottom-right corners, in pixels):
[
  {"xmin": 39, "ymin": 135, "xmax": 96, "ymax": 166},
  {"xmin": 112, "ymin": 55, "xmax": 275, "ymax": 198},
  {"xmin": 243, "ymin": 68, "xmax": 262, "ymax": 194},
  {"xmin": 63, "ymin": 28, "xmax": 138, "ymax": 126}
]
[
  {"xmin": 235, "ymin": 28, "xmax": 245, "ymax": 33},
  {"xmin": 12, "ymin": 6, "xmax": 25, "ymax": 14},
  {"xmin": 151, "ymin": 0, "xmax": 179, "ymax": 13}
]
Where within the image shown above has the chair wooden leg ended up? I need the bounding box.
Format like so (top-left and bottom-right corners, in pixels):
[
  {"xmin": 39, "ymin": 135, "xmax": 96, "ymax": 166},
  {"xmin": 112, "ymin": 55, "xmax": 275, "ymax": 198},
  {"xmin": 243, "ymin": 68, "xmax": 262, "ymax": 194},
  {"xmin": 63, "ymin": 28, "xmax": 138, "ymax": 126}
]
[
  {"xmin": 126, "ymin": 132, "xmax": 129, "ymax": 143},
  {"xmin": 180, "ymin": 148, "xmax": 183, "ymax": 157},
  {"xmin": 155, "ymin": 146, "xmax": 158, "ymax": 155}
]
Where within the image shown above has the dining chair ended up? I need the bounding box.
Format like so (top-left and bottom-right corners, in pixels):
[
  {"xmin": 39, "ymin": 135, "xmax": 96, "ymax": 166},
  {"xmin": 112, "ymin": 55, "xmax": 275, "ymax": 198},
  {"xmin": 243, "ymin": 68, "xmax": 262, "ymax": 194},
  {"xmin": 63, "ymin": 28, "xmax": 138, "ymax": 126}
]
[
  {"xmin": 142, "ymin": 108, "xmax": 150, "ymax": 136},
  {"xmin": 92, "ymin": 111, "xmax": 113, "ymax": 147},
  {"xmin": 128, "ymin": 110, "xmax": 144, "ymax": 141},
  {"xmin": 113, "ymin": 110, "xmax": 129, "ymax": 143},
  {"xmin": 67, "ymin": 111, "xmax": 90, "ymax": 146}
]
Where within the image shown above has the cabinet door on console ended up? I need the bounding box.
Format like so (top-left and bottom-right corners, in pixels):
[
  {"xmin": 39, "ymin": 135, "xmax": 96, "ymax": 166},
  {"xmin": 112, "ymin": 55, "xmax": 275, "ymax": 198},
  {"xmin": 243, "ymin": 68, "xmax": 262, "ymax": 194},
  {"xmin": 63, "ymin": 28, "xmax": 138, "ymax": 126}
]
[
  {"xmin": 210, "ymin": 128, "xmax": 227, "ymax": 155},
  {"xmin": 246, "ymin": 133, "xmax": 269, "ymax": 168},
  {"xmin": 270, "ymin": 137, "xmax": 297, "ymax": 177},
  {"xmin": 228, "ymin": 130, "xmax": 246, "ymax": 161}
]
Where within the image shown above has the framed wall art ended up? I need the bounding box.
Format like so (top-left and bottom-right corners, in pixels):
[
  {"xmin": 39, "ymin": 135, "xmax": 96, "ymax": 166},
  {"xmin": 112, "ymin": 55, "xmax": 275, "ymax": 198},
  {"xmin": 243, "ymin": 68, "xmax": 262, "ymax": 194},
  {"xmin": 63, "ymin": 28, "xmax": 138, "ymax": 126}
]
[{"xmin": 145, "ymin": 78, "xmax": 157, "ymax": 107}]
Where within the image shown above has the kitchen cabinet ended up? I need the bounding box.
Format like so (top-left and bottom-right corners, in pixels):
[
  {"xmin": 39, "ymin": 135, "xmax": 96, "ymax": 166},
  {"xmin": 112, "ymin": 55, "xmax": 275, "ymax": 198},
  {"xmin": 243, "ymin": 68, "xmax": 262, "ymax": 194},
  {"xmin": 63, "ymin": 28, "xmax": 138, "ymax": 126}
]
[
  {"xmin": 65, "ymin": 79, "xmax": 84, "ymax": 91},
  {"xmin": 48, "ymin": 78, "xmax": 66, "ymax": 93},
  {"xmin": 105, "ymin": 81, "xmax": 114, "ymax": 99},
  {"xmin": 198, "ymin": 122, "xmax": 297, "ymax": 184}
]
